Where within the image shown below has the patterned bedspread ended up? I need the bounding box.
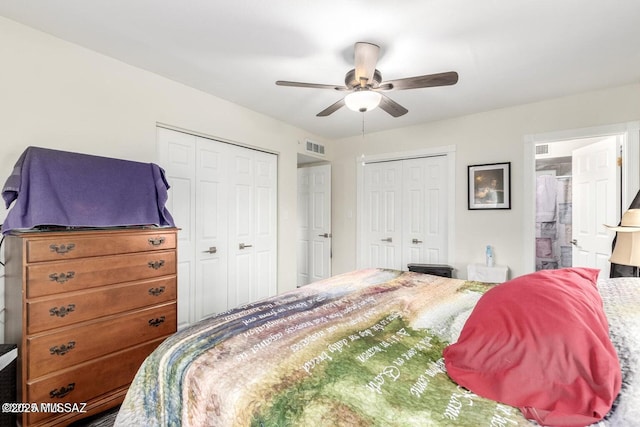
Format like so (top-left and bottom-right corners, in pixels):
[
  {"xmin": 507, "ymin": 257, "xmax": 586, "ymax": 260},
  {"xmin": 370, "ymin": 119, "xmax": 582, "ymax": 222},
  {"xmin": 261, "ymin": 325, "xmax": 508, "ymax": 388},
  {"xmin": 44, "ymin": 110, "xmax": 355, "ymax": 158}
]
[{"xmin": 115, "ymin": 269, "xmax": 639, "ymax": 426}]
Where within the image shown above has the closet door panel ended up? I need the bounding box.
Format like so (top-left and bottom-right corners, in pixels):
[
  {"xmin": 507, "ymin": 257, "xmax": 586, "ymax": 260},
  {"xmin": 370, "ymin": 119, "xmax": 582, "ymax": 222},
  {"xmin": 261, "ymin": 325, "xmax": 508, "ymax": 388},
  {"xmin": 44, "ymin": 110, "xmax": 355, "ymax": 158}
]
[
  {"xmin": 194, "ymin": 137, "xmax": 229, "ymax": 321},
  {"xmin": 227, "ymin": 147, "xmax": 277, "ymax": 308},
  {"xmin": 227, "ymin": 147, "xmax": 253, "ymax": 308},
  {"xmin": 158, "ymin": 127, "xmax": 196, "ymax": 329},
  {"xmin": 422, "ymin": 156, "xmax": 448, "ymax": 264},
  {"xmin": 253, "ymin": 150, "xmax": 278, "ymax": 298},
  {"xmin": 363, "ymin": 161, "xmax": 403, "ymax": 269}
]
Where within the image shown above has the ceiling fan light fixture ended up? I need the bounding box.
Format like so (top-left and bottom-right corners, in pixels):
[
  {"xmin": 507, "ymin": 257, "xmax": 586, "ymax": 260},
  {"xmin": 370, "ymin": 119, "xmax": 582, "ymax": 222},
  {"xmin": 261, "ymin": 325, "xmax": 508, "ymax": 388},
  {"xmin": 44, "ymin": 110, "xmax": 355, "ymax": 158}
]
[{"xmin": 344, "ymin": 90, "xmax": 382, "ymax": 113}]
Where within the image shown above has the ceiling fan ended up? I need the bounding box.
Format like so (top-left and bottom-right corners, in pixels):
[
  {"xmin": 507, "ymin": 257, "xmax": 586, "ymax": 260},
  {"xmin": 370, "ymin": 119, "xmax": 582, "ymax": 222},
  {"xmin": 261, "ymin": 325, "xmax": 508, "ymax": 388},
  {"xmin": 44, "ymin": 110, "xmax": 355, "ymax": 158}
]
[{"xmin": 276, "ymin": 42, "xmax": 458, "ymax": 117}]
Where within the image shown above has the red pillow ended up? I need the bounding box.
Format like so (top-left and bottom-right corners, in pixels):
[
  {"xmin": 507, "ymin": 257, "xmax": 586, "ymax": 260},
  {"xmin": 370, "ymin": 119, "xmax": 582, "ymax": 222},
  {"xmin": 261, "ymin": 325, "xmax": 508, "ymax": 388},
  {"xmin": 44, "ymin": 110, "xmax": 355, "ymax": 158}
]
[{"xmin": 443, "ymin": 268, "xmax": 621, "ymax": 427}]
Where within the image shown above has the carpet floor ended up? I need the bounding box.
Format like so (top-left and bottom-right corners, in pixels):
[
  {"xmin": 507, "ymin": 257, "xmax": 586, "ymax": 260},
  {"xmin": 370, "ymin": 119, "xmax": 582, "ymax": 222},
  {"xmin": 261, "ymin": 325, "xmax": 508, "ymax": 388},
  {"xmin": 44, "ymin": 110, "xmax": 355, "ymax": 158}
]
[{"xmin": 68, "ymin": 406, "xmax": 119, "ymax": 427}]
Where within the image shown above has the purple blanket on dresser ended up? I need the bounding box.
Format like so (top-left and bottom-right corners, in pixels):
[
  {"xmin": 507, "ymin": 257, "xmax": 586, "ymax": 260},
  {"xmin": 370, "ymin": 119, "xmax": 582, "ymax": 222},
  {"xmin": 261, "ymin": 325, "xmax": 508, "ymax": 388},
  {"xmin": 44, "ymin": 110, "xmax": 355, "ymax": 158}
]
[{"xmin": 2, "ymin": 146, "xmax": 175, "ymax": 234}]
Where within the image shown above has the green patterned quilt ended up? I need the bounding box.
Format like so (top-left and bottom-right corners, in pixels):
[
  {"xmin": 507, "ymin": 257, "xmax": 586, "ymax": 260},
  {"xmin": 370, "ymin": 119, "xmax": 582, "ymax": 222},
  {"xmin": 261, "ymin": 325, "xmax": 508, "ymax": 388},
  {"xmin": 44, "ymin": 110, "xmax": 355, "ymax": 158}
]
[{"xmin": 115, "ymin": 269, "xmax": 639, "ymax": 426}]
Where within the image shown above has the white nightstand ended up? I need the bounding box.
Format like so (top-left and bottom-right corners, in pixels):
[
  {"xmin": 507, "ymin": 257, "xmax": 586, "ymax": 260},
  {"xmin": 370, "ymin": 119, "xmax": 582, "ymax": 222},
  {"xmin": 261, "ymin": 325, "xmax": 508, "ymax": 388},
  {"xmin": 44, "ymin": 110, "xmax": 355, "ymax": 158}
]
[{"xmin": 467, "ymin": 263, "xmax": 509, "ymax": 283}]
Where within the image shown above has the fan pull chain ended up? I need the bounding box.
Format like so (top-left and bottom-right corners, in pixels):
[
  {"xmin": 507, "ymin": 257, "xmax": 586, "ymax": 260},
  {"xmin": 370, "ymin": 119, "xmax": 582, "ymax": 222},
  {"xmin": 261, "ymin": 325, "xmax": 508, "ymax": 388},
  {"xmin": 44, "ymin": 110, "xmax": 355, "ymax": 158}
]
[{"xmin": 361, "ymin": 112, "xmax": 365, "ymax": 139}]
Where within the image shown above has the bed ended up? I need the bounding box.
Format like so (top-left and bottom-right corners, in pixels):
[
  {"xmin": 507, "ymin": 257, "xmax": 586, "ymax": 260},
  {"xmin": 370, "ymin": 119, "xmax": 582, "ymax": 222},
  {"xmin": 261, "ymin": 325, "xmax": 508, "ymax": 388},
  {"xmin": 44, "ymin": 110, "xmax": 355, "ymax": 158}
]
[{"xmin": 115, "ymin": 268, "xmax": 639, "ymax": 426}]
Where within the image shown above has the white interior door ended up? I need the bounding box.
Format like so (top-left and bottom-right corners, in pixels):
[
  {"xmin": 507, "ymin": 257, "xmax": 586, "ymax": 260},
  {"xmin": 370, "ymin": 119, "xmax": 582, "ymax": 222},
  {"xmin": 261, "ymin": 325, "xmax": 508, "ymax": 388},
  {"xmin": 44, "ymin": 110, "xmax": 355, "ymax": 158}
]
[
  {"xmin": 228, "ymin": 146, "xmax": 277, "ymax": 307},
  {"xmin": 157, "ymin": 127, "xmax": 196, "ymax": 329},
  {"xmin": 228, "ymin": 147, "xmax": 254, "ymax": 308},
  {"xmin": 194, "ymin": 136, "xmax": 229, "ymax": 320},
  {"xmin": 297, "ymin": 164, "xmax": 332, "ymax": 286},
  {"xmin": 572, "ymin": 136, "xmax": 620, "ymax": 279},
  {"xmin": 158, "ymin": 127, "xmax": 277, "ymax": 328},
  {"xmin": 297, "ymin": 168, "xmax": 311, "ymax": 285},
  {"xmin": 361, "ymin": 156, "xmax": 448, "ymax": 270},
  {"xmin": 252, "ymin": 150, "xmax": 278, "ymax": 300},
  {"xmin": 402, "ymin": 156, "xmax": 448, "ymax": 267},
  {"xmin": 362, "ymin": 161, "xmax": 404, "ymax": 269}
]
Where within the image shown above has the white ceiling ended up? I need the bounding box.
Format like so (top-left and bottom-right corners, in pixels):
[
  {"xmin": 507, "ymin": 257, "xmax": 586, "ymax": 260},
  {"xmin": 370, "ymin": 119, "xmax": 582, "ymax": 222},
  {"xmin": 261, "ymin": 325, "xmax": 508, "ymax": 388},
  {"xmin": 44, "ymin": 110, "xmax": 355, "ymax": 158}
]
[{"xmin": 2, "ymin": 0, "xmax": 640, "ymax": 139}]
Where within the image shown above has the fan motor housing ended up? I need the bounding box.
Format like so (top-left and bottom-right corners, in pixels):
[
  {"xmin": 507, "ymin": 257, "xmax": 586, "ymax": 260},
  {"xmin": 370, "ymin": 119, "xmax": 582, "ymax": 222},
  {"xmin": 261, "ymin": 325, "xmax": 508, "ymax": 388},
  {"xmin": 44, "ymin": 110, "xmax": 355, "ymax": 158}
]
[{"xmin": 345, "ymin": 69, "xmax": 382, "ymax": 89}]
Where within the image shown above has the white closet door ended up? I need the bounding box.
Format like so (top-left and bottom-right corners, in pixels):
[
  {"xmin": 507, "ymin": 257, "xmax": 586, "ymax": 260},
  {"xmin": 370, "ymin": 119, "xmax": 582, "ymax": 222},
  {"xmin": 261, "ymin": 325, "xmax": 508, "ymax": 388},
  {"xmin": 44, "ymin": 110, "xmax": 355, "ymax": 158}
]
[
  {"xmin": 157, "ymin": 128, "xmax": 196, "ymax": 329},
  {"xmin": 158, "ymin": 127, "xmax": 277, "ymax": 327},
  {"xmin": 228, "ymin": 146, "xmax": 254, "ymax": 308},
  {"xmin": 361, "ymin": 156, "xmax": 448, "ymax": 271},
  {"xmin": 252, "ymin": 149, "xmax": 278, "ymax": 300},
  {"xmin": 194, "ymin": 136, "xmax": 229, "ymax": 320},
  {"xmin": 402, "ymin": 156, "xmax": 448, "ymax": 267},
  {"xmin": 227, "ymin": 146, "xmax": 277, "ymax": 307},
  {"xmin": 362, "ymin": 161, "xmax": 403, "ymax": 269}
]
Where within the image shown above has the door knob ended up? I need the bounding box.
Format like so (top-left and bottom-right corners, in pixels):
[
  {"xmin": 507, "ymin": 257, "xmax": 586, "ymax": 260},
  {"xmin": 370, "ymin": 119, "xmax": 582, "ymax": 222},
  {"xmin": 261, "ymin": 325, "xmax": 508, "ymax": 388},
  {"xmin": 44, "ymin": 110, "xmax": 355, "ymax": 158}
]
[
  {"xmin": 570, "ymin": 239, "xmax": 578, "ymax": 246},
  {"xmin": 381, "ymin": 237, "xmax": 392, "ymax": 243},
  {"xmin": 318, "ymin": 233, "xmax": 332, "ymax": 238},
  {"xmin": 412, "ymin": 238, "xmax": 423, "ymax": 244},
  {"xmin": 203, "ymin": 247, "xmax": 217, "ymax": 254},
  {"xmin": 239, "ymin": 243, "xmax": 253, "ymax": 250}
]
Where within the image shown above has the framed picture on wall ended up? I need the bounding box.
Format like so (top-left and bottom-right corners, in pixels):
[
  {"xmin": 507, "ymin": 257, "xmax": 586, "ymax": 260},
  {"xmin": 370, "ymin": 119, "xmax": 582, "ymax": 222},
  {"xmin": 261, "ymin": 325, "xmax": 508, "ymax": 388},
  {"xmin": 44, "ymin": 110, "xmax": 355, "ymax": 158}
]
[{"xmin": 468, "ymin": 162, "xmax": 511, "ymax": 210}]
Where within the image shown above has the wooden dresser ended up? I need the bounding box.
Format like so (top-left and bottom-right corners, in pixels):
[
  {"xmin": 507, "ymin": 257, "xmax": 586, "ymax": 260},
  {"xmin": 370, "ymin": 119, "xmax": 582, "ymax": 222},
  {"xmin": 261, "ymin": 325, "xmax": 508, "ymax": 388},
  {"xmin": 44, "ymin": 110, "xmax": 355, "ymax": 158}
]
[{"xmin": 4, "ymin": 227, "xmax": 178, "ymax": 427}]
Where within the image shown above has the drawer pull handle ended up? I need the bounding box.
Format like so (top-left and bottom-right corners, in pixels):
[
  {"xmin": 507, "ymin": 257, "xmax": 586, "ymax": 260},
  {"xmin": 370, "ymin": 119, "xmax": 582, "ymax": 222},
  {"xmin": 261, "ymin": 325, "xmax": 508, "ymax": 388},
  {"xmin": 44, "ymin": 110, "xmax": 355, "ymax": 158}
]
[
  {"xmin": 148, "ymin": 260, "xmax": 165, "ymax": 270},
  {"xmin": 148, "ymin": 237, "xmax": 166, "ymax": 246},
  {"xmin": 148, "ymin": 286, "xmax": 166, "ymax": 296},
  {"xmin": 50, "ymin": 383, "xmax": 75, "ymax": 399},
  {"xmin": 50, "ymin": 304, "xmax": 76, "ymax": 318},
  {"xmin": 148, "ymin": 316, "xmax": 166, "ymax": 327},
  {"xmin": 50, "ymin": 341, "xmax": 76, "ymax": 356},
  {"xmin": 49, "ymin": 271, "xmax": 76, "ymax": 284},
  {"xmin": 49, "ymin": 243, "xmax": 76, "ymax": 254}
]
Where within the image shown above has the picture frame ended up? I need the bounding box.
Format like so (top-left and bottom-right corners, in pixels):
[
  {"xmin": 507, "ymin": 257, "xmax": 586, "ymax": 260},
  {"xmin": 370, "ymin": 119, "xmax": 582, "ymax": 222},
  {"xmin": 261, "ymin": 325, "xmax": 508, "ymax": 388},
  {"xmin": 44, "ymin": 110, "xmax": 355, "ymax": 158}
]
[{"xmin": 468, "ymin": 162, "xmax": 511, "ymax": 210}]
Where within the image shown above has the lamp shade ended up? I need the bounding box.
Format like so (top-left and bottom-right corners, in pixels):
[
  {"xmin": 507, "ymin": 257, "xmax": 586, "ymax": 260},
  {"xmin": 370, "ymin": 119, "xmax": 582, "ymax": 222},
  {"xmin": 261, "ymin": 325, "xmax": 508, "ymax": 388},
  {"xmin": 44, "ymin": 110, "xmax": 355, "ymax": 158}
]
[
  {"xmin": 344, "ymin": 90, "xmax": 382, "ymax": 112},
  {"xmin": 609, "ymin": 231, "xmax": 640, "ymax": 267}
]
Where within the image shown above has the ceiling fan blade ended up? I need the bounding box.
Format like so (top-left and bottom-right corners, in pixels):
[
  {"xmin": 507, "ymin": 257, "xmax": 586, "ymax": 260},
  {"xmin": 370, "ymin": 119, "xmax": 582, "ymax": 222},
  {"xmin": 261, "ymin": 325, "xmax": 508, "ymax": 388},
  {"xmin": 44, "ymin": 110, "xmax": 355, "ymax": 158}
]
[
  {"xmin": 378, "ymin": 94, "xmax": 408, "ymax": 117},
  {"xmin": 276, "ymin": 80, "xmax": 346, "ymax": 91},
  {"xmin": 354, "ymin": 42, "xmax": 380, "ymax": 86},
  {"xmin": 316, "ymin": 98, "xmax": 346, "ymax": 117},
  {"xmin": 380, "ymin": 71, "xmax": 458, "ymax": 91}
]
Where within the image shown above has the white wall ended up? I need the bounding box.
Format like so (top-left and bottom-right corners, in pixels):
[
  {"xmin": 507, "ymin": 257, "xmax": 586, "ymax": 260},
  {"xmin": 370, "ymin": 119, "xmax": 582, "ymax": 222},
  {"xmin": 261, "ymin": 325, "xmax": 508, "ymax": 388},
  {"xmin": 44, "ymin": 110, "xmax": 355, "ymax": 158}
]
[
  {"xmin": 0, "ymin": 17, "xmax": 329, "ymax": 342},
  {"xmin": 330, "ymin": 84, "xmax": 640, "ymax": 279}
]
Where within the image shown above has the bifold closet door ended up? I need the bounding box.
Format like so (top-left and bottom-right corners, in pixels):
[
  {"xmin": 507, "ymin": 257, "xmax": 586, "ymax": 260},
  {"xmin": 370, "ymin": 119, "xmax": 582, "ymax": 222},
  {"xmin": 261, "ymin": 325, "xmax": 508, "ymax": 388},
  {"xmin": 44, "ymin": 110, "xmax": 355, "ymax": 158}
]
[
  {"xmin": 227, "ymin": 146, "xmax": 278, "ymax": 308},
  {"xmin": 401, "ymin": 156, "xmax": 448, "ymax": 267},
  {"xmin": 362, "ymin": 161, "xmax": 404, "ymax": 269},
  {"xmin": 194, "ymin": 136, "xmax": 230, "ymax": 321},
  {"xmin": 157, "ymin": 127, "xmax": 277, "ymax": 328},
  {"xmin": 361, "ymin": 155, "xmax": 448, "ymax": 271}
]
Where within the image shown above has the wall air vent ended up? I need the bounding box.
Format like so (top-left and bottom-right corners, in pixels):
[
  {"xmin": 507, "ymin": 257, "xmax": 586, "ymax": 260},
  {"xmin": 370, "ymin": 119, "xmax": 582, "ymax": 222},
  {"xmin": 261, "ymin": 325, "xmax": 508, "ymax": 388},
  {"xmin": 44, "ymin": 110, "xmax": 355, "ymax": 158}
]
[
  {"xmin": 305, "ymin": 140, "xmax": 325, "ymax": 156},
  {"xmin": 536, "ymin": 144, "xmax": 549, "ymax": 155}
]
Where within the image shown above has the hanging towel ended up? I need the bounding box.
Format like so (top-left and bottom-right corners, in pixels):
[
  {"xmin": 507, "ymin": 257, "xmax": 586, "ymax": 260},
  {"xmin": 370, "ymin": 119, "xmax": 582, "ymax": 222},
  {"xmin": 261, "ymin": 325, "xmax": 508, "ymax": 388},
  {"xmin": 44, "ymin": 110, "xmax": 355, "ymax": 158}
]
[
  {"xmin": 536, "ymin": 174, "xmax": 557, "ymax": 222},
  {"xmin": 2, "ymin": 146, "xmax": 175, "ymax": 234}
]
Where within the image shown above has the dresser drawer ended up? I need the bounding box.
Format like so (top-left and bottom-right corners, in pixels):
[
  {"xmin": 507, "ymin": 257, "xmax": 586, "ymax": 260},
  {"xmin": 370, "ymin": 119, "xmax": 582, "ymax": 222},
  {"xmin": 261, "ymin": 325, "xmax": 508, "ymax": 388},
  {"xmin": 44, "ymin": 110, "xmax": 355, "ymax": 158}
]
[
  {"xmin": 24, "ymin": 229, "xmax": 177, "ymax": 263},
  {"xmin": 26, "ymin": 337, "xmax": 165, "ymax": 425},
  {"xmin": 26, "ymin": 250, "xmax": 176, "ymax": 298},
  {"xmin": 27, "ymin": 277, "xmax": 177, "ymax": 334},
  {"xmin": 27, "ymin": 303, "xmax": 176, "ymax": 378}
]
